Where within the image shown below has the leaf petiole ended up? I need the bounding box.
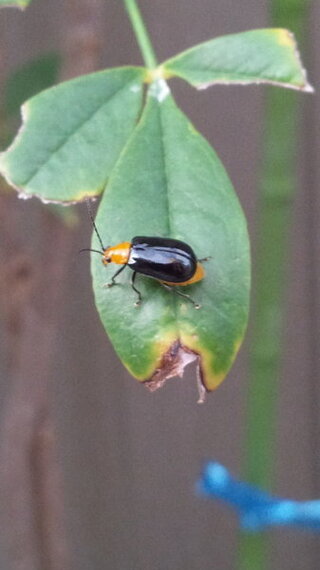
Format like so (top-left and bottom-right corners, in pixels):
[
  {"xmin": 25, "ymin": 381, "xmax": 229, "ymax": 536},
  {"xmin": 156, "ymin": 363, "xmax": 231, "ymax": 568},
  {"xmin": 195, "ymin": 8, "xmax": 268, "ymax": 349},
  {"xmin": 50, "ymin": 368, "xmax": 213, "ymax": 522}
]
[{"xmin": 123, "ymin": 0, "xmax": 158, "ymax": 70}]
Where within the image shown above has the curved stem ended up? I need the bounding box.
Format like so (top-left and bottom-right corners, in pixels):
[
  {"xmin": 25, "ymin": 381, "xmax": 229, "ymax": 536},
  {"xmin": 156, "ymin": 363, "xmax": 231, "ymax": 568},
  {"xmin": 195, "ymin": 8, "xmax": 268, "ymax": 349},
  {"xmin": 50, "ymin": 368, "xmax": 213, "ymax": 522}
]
[{"xmin": 123, "ymin": 0, "xmax": 158, "ymax": 69}]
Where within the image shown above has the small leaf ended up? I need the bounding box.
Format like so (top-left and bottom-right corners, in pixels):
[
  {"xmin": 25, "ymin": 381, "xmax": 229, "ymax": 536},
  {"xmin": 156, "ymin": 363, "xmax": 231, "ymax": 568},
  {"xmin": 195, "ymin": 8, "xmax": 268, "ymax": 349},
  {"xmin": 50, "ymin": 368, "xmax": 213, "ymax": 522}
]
[
  {"xmin": 0, "ymin": 0, "xmax": 31, "ymax": 7},
  {"xmin": 162, "ymin": 29, "xmax": 313, "ymax": 92},
  {"xmin": 0, "ymin": 67, "xmax": 146, "ymax": 202},
  {"xmin": 91, "ymin": 85, "xmax": 250, "ymax": 394}
]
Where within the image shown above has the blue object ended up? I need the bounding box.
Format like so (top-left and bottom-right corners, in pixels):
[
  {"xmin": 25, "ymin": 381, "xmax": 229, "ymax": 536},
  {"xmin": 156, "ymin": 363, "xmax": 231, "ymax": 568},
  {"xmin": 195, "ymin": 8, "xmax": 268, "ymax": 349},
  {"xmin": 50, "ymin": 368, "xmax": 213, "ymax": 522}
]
[{"xmin": 198, "ymin": 462, "xmax": 320, "ymax": 532}]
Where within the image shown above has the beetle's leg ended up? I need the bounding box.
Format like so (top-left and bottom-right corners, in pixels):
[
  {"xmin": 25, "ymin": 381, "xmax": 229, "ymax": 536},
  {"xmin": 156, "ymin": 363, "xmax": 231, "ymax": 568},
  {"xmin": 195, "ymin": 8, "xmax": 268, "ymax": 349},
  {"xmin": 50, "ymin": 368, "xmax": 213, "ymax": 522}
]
[
  {"xmin": 198, "ymin": 256, "xmax": 212, "ymax": 263},
  {"xmin": 161, "ymin": 284, "xmax": 201, "ymax": 309},
  {"xmin": 131, "ymin": 271, "xmax": 142, "ymax": 306},
  {"xmin": 104, "ymin": 264, "xmax": 127, "ymax": 288}
]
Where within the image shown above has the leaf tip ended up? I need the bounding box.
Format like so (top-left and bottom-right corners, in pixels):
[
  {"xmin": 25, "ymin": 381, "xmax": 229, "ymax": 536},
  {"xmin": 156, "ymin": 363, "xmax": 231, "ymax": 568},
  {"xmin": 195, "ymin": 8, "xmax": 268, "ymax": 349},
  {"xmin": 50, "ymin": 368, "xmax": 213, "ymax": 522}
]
[
  {"xmin": 278, "ymin": 28, "xmax": 314, "ymax": 94},
  {"xmin": 144, "ymin": 339, "xmax": 203, "ymax": 395},
  {"xmin": 275, "ymin": 28, "xmax": 296, "ymax": 49},
  {"xmin": 142, "ymin": 336, "xmax": 237, "ymax": 403},
  {"xmin": 303, "ymin": 81, "xmax": 315, "ymax": 94}
]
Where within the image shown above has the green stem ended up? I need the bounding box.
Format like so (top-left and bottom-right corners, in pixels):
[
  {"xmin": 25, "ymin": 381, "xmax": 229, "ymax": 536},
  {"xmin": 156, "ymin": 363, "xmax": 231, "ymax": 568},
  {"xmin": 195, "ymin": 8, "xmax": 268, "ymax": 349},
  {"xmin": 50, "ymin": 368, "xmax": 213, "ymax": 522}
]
[
  {"xmin": 123, "ymin": 0, "xmax": 158, "ymax": 69},
  {"xmin": 237, "ymin": 1, "xmax": 311, "ymax": 569}
]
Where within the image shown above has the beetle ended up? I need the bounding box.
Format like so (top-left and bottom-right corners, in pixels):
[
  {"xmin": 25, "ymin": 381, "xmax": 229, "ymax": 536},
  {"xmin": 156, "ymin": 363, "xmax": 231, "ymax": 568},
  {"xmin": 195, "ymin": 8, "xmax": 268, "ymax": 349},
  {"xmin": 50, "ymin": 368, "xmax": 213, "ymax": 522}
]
[{"xmin": 82, "ymin": 203, "xmax": 208, "ymax": 308}]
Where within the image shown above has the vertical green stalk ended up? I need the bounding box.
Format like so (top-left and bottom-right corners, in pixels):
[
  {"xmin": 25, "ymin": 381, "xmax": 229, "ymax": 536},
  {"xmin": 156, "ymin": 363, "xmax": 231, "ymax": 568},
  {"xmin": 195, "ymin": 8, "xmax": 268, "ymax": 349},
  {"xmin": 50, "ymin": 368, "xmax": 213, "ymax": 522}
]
[
  {"xmin": 123, "ymin": 0, "xmax": 158, "ymax": 69},
  {"xmin": 238, "ymin": 2, "xmax": 311, "ymax": 569}
]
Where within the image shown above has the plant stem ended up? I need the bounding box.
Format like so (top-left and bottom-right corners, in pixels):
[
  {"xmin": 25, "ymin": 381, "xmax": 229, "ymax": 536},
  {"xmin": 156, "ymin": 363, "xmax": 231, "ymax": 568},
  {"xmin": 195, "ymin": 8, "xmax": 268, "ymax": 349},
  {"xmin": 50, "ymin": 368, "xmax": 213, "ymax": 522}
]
[
  {"xmin": 237, "ymin": 1, "xmax": 311, "ymax": 569},
  {"xmin": 123, "ymin": 0, "xmax": 158, "ymax": 69}
]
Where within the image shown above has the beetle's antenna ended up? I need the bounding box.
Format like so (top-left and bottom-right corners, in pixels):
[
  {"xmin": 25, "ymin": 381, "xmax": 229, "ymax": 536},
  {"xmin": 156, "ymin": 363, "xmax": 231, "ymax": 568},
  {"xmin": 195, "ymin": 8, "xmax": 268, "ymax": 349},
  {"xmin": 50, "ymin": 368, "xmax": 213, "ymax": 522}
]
[
  {"xmin": 85, "ymin": 198, "xmax": 105, "ymax": 251},
  {"xmin": 79, "ymin": 248, "xmax": 104, "ymax": 255}
]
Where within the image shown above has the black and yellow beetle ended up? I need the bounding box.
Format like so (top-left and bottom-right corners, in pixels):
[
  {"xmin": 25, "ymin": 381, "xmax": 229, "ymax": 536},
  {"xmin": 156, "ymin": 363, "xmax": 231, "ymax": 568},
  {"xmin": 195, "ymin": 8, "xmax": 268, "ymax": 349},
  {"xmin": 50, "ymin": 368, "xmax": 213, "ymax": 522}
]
[{"xmin": 82, "ymin": 205, "xmax": 208, "ymax": 308}]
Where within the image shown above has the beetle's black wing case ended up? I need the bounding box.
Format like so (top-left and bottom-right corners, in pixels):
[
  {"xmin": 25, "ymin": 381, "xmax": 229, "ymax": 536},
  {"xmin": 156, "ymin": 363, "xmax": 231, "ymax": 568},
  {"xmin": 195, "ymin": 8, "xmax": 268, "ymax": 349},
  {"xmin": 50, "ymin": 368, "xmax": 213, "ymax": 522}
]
[{"xmin": 129, "ymin": 236, "xmax": 197, "ymax": 283}]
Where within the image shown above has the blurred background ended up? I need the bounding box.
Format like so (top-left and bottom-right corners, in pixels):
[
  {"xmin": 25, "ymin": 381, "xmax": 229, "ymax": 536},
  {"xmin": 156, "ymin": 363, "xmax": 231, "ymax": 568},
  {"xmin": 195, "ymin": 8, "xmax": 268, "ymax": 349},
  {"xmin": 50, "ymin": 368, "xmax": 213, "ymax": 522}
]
[{"xmin": 0, "ymin": 1, "xmax": 319, "ymax": 569}]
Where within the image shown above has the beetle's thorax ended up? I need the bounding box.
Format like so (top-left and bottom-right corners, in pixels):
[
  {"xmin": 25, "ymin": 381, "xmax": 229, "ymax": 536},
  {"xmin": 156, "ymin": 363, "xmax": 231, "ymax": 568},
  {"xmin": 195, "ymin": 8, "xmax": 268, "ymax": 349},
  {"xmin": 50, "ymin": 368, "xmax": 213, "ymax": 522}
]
[{"xmin": 102, "ymin": 242, "xmax": 131, "ymax": 265}]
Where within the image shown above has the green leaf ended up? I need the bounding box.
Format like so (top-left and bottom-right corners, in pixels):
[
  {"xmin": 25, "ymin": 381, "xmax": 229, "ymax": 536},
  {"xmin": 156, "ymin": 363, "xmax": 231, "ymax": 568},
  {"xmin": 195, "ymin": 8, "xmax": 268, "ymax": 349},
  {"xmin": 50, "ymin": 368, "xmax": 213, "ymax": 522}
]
[
  {"xmin": 162, "ymin": 29, "xmax": 313, "ymax": 92},
  {"xmin": 91, "ymin": 84, "xmax": 250, "ymax": 394},
  {"xmin": 0, "ymin": 0, "xmax": 32, "ymax": 7},
  {"xmin": 4, "ymin": 54, "xmax": 60, "ymax": 118},
  {"xmin": 0, "ymin": 67, "xmax": 146, "ymax": 202}
]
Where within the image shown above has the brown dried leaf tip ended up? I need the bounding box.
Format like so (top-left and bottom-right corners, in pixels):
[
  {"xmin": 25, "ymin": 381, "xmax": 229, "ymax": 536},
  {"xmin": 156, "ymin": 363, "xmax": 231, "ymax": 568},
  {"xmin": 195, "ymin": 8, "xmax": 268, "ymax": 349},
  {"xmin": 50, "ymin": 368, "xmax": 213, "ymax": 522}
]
[{"xmin": 144, "ymin": 340, "xmax": 207, "ymax": 403}]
